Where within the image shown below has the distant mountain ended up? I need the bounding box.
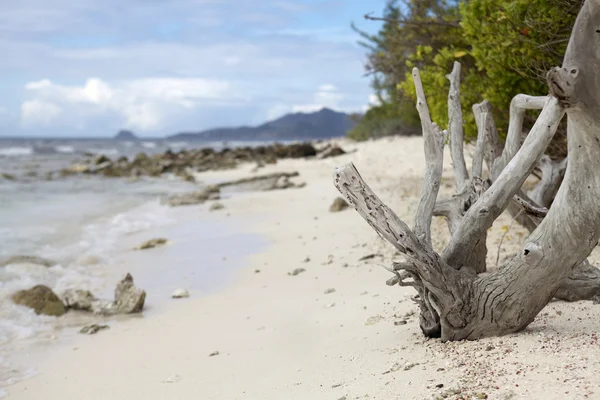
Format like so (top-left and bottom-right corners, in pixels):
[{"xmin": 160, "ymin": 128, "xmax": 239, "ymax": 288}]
[
  {"xmin": 114, "ymin": 130, "xmax": 138, "ymax": 140},
  {"xmin": 169, "ymin": 108, "xmax": 356, "ymax": 141}
]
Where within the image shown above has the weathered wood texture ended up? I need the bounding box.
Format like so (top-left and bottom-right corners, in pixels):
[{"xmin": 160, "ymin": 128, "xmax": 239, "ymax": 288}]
[{"xmin": 333, "ymin": 0, "xmax": 600, "ymax": 340}]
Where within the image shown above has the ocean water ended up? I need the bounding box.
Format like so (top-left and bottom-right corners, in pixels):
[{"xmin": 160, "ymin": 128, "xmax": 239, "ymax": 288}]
[{"xmin": 0, "ymin": 137, "xmax": 272, "ymax": 397}]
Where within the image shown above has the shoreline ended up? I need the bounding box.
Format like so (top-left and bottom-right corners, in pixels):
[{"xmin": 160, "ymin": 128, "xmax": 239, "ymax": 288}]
[{"xmin": 5, "ymin": 136, "xmax": 600, "ymax": 400}]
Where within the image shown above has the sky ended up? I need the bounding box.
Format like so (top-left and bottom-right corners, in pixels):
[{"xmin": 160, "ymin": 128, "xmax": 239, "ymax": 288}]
[{"xmin": 0, "ymin": 0, "xmax": 386, "ymax": 137}]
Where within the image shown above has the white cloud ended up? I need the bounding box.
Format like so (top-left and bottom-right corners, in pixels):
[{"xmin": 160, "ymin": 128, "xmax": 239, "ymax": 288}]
[
  {"xmin": 21, "ymin": 77, "xmax": 233, "ymax": 131},
  {"xmin": 21, "ymin": 100, "xmax": 62, "ymax": 125},
  {"xmin": 291, "ymin": 83, "xmax": 344, "ymax": 113}
]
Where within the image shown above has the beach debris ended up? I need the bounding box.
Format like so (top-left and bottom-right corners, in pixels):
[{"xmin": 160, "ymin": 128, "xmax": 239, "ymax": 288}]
[
  {"xmin": 79, "ymin": 324, "xmax": 109, "ymax": 335},
  {"xmin": 164, "ymin": 375, "xmax": 182, "ymax": 383},
  {"xmin": 317, "ymin": 145, "xmax": 346, "ymax": 159},
  {"xmin": 337, "ymin": 397, "xmax": 347, "ymax": 400},
  {"xmin": 358, "ymin": 253, "xmax": 382, "ymax": 262},
  {"xmin": 164, "ymin": 185, "xmax": 220, "ymax": 207},
  {"xmin": 1, "ymin": 173, "xmax": 16, "ymax": 180},
  {"xmin": 323, "ymin": 255, "xmax": 334, "ymax": 265},
  {"xmin": 113, "ymin": 273, "xmax": 146, "ymax": 314},
  {"xmin": 364, "ymin": 315, "xmax": 384, "ymax": 326},
  {"xmin": 135, "ymin": 237, "xmax": 168, "ymax": 250},
  {"xmin": 0, "ymin": 255, "xmax": 57, "ymax": 268},
  {"xmin": 209, "ymin": 351, "xmax": 220, "ymax": 357},
  {"xmin": 303, "ymin": 257, "xmax": 310, "ymax": 263},
  {"xmin": 324, "ymin": 288, "xmax": 336, "ymax": 294},
  {"xmin": 172, "ymin": 288, "xmax": 190, "ymax": 299},
  {"xmin": 329, "ymin": 197, "xmax": 349, "ymax": 212},
  {"xmin": 288, "ymin": 268, "xmax": 306, "ymax": 276},
  {"xmin": 384, "ymin": 361, "xmax": 419, "ymax": 375},
  {"xmin": 209, "ymin": 202, "xmax": 225, "ymax": 211},
  {"xmin": 61, "ymin": 280, "xmax": 146, "ymax": 316},
  {"xmin": 62, "ymin": 289, "xmax": 97, "ymax": 311},
  {"xmin": 403, "ymin": 362, "xmax": 419, "ymax": 371},
  {"xmin": 91, "ymin": 273, "xmax": 147, "ymax": 315},
  {"xmin": 217, "ymin": 171, "xmax": 304, "ymax": 191},
  {"xmin": 394, "ymin": 320, "xmax": 407, "ymax": 326},
  {"xmin": 12, "ymin": 285, "xmax": 66, "ymax": 316},
  {"xmin": 326, "ymin": 303, "xmax": 336, "ymax": 308}
]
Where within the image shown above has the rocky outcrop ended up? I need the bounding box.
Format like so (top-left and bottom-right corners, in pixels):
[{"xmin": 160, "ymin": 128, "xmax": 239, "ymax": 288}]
[
  {"xmin": 60, "ymin": 274, "xmax": 146, "ymax": 315},
  {"xmin": 12, "ymin": 285, "xmax": 66, "ymax": 316},
  {"xmin": 317, "ymin": 145, "xmax": 346, "ymax": 159},
  {"xmin": 113, "ymin": 273, "xmax": 146, "ymax": 313},
  {"xmin": 114, "ymin": 130, "xmax": 137, "ymax": 140},
  {"xmin": 58, "ymin": 141, "xmax": 336, "ymax": 180}
]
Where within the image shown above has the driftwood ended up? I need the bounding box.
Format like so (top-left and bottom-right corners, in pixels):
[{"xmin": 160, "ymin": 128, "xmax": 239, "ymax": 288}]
[
  {"xmin": 216, "ymin": 171, "xmax": 300, "ymax": 188},
  {"xmin": 334, "ymin": 0, "xmax": 600, "ymax": 341}
]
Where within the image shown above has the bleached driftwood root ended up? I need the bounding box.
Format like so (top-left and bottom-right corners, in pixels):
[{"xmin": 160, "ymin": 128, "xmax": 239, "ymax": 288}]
[{"xmin": 334, "ymin": 0, "xmax": 600, "ymax": 340}]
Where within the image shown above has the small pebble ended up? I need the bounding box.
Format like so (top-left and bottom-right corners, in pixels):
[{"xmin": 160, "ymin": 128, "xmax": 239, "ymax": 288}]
[
  {"xmin": 164, "ymin": 375, "xmax": 181, "ymax": 383},
  {"xmin": 288, "ymin": 268, "xmax": 306, "ymax": 276},
  {"xmin": 172, "ymin": 288, "xmax": 190, "ymax": 299}
]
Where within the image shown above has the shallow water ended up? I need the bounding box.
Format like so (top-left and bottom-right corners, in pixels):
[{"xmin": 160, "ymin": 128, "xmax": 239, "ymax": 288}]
[{"xmin": 0, "ymin": 138, "xmax": 272, "ymax": 397}]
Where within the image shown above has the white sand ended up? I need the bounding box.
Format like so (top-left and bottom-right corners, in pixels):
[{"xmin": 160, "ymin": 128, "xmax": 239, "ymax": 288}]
[{"xmin": 7, "ymin": 136, "xmax": 600, "ymax": 400}]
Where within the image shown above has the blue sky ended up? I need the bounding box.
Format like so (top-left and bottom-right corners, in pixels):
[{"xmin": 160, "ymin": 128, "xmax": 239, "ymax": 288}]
[{"xmin": 0, "ymin": 0, "xmax": 386, "ymax": 137}]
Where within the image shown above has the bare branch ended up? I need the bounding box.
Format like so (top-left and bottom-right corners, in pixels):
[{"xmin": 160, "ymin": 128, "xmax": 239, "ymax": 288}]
[
  {"xmin": 443, "ymin": 97, "xmax": 565, "ymax": 269},
  {"xmin": 473, "ymin": 100, "xmax": 503, "ymax": 173},
  {"xmin": 363, "ymin": 13, "xmax": 461, "ymax": 28},
  {"xmin": 491, "ymin": 95, "xmax": 548, "ymax": 180},
  {"xmin": 471, "ymin": 104, "xmax": 488, "ymax": 179},
  {"xmin": 412, "ymin": 68, "xmax": 447, "ymax": 245},
  {"xmin": 527, "ymin": 155, "xmax": 567, "ymax": 208},
  {"xmin": 446, "ymin": 62, "xmax": 469, "ymax": 189},
  {"xmin": 333, "ymin": 162, "xmax": 463, "ymax": 306},
  {"xmin": 513, "ymin": 194, "xmax": 549, "ymax": 218}
]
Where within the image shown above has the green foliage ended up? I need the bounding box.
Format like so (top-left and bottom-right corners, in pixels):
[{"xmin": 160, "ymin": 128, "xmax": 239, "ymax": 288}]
[
  {"xmin": 347, "ymin": 97, "xmax": 421, "ymax": 141},
  {"xmin": 356, "ymin": 0, "xmax": 583, "ymax": 143}
]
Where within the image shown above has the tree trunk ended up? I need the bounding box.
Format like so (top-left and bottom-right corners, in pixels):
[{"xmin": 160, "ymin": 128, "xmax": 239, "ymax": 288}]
[{"xmin": 334, "ymin": 0, "xmax": 600, "ymax": 341}]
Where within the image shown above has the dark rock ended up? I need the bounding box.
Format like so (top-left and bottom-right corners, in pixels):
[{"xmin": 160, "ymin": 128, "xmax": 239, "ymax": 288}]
[
  {"xmin": 288, "ymin": 268, "xmax": 306, "ymax": 276},
  {"xmin": 135, "ymin": 237, "xmax": 168, "ymax": 250},
  {"xmin": 94, "ymin": 155, "xmax": 111, "ymax": 165},
  {"xmin": 329, "ymin": 197, "xmax": 349, "ymax": 212},
  {"xmin": 317, "ymin": 145, "xmax": 346, "ymax": 159},
  {"xmin": 80, "ymin": 324, "xmax": 109, "ymax": 334},
  {"xmin": 12, "ymin": 285, "xmax": 66, "ymax": 316},
  {"xmin": 358, "ymin": 253, "xmax": 382, "ymax": 261}
]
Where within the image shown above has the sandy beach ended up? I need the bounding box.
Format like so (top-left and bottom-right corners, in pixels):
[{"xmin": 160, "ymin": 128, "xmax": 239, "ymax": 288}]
[{"xmin": 5, "ymin": 136, "xmax": 600, "ymax": 400}]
